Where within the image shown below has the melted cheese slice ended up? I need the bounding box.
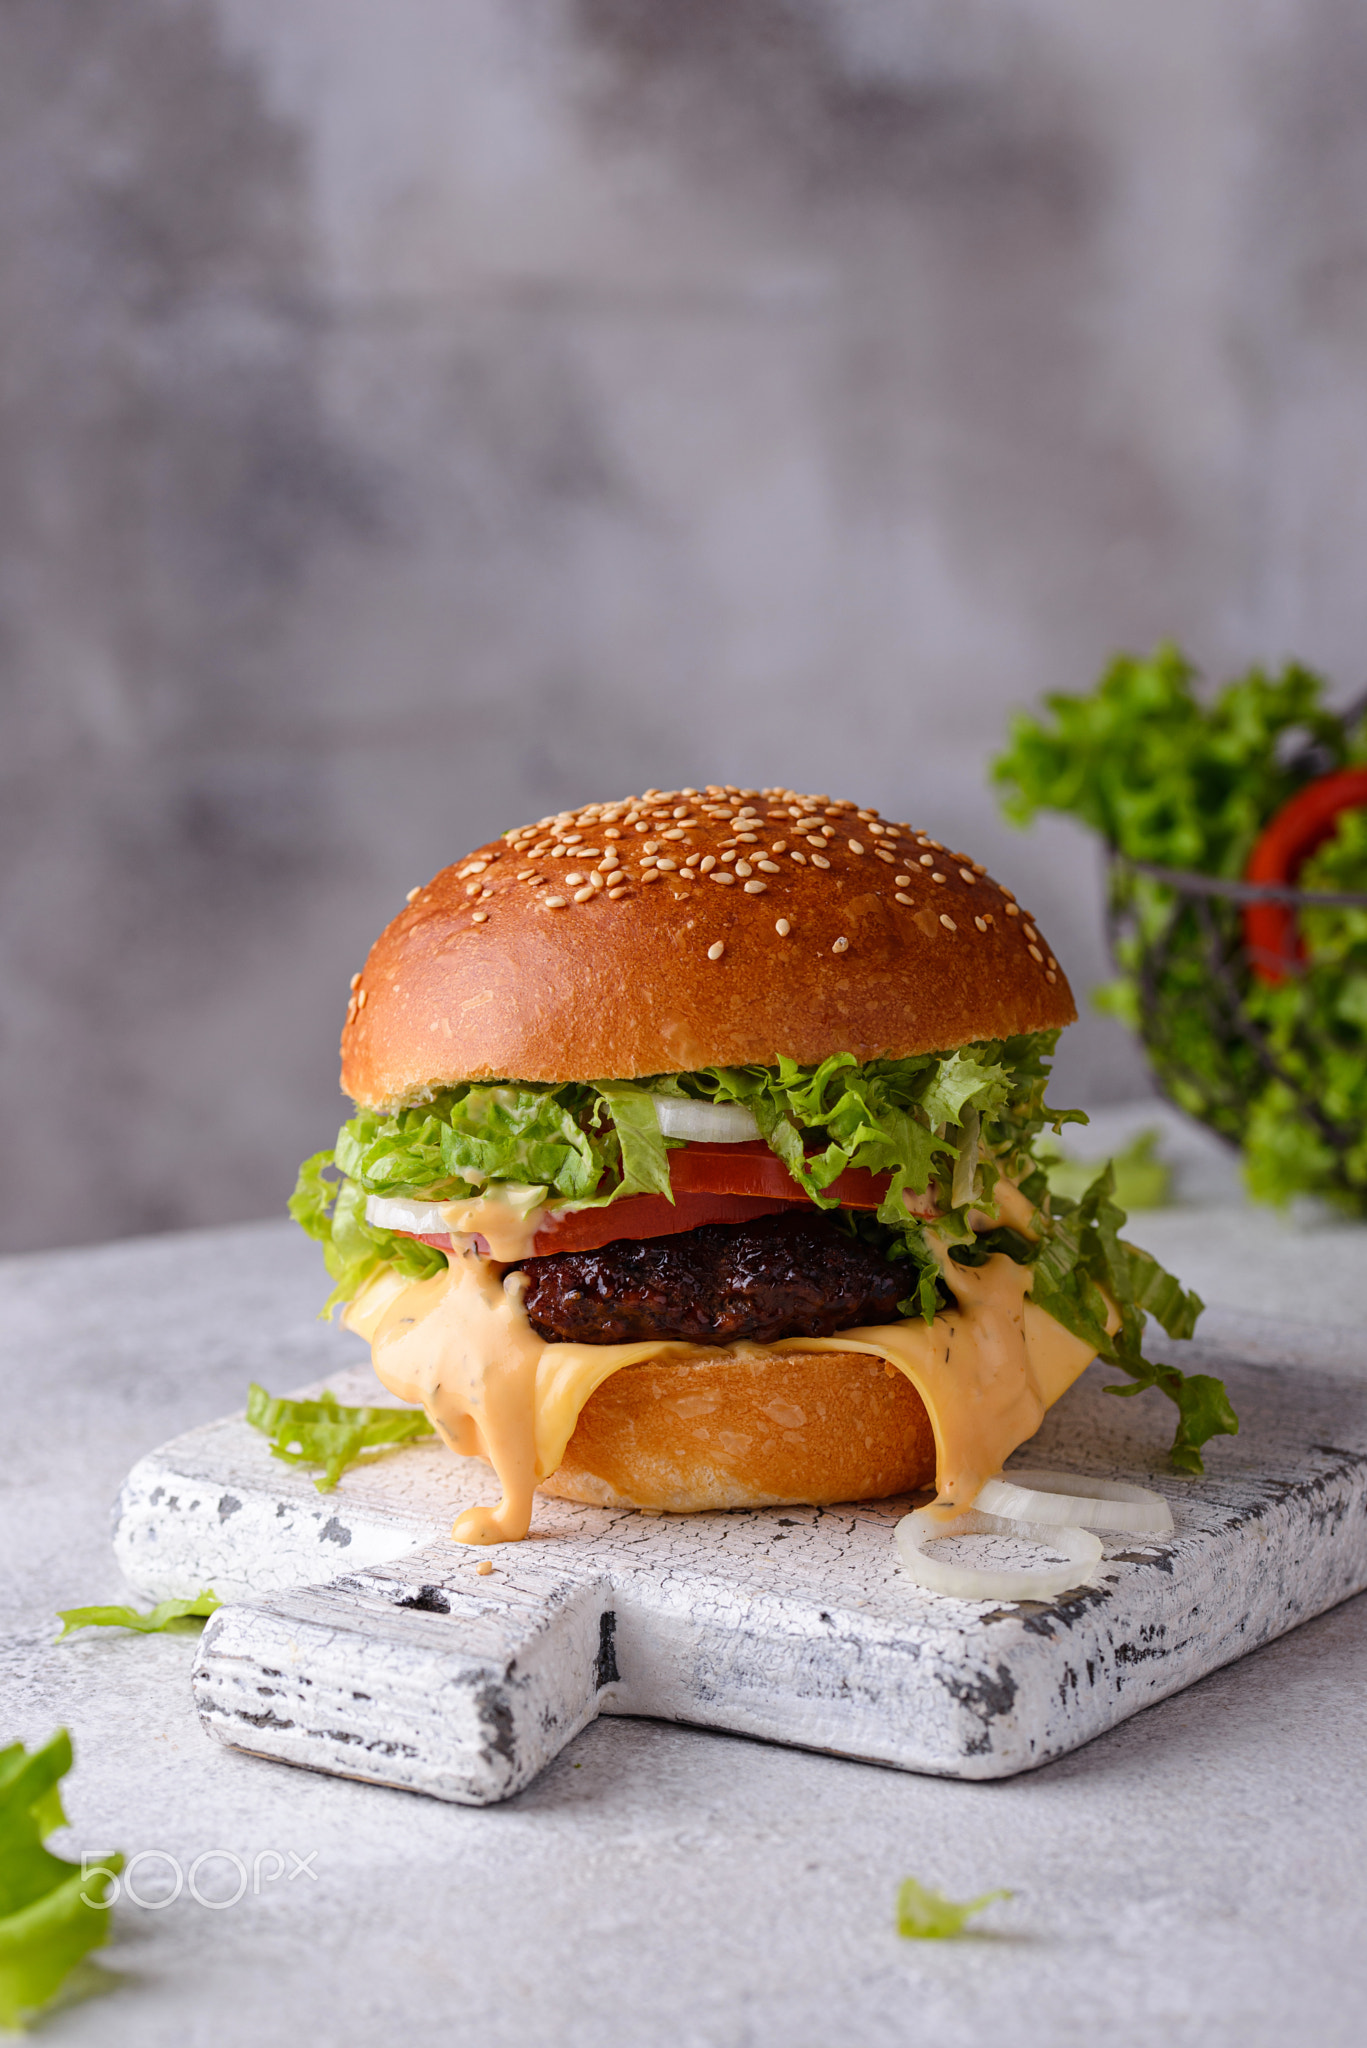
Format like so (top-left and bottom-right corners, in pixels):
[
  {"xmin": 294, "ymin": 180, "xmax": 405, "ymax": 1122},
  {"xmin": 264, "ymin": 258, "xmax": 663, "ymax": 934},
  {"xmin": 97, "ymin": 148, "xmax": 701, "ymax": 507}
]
[{"xmin": 344, "ymin": 1234, "xmax": 1103, "ymax": 1545}]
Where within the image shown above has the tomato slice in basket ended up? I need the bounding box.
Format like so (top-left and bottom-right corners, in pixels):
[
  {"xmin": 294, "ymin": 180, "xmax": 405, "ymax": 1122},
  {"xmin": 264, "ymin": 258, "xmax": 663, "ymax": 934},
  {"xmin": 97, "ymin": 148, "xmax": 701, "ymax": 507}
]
[{"xmin": 1244, "ymin": 766, "xmax": 1367, "ymax": 984}]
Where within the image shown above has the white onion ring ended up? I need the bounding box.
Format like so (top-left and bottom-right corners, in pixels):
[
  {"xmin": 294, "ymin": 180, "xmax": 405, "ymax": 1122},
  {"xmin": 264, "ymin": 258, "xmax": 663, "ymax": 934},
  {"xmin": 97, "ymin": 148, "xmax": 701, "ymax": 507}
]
[
  {"xmin": 651, "ymin": 1097, "xmax": 762, "ymax": 1143},
  {"xmin": 366, "ymin": 1195, "xmax": 452, "ymax": 1234},
  {"xmin": 895, "ymin": 1508, "xmax": 1103, "ymax": 1603},
  {"xmin": 976, "ymin": 1469, "xmax": 1174, "ymax": 1536}
]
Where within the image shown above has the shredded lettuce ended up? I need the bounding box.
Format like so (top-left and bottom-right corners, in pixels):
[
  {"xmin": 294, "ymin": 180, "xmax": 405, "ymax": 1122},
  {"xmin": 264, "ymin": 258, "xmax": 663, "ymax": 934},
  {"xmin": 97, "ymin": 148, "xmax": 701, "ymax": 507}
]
[
  {"xmin": 292, "ymin": 1032, "xmax": 1232, "ymax": 1471},
  {"xmin": 246, "ymin": 1385, "xmax": 436, "ymax": 1492},
  {"xmin": 55, "ymin": 1592, "xmax": 219, "ymax": 1639},
  {"xmin": 0, "ymin": 1731, "xmax": 121, "ymax": 2032},
  {"xmin": 895, "ymin": 1875, "xmax": 1011, "ymax": 1939}
]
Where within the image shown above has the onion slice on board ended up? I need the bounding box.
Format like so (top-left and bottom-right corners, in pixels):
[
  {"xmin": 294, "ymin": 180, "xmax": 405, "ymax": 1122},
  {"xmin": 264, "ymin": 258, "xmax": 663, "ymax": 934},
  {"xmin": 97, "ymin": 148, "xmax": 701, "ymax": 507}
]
[
  {"xmin": 651, "ymin": 1097, "xmax": 762, "ymax": 1143},
  {"xmin": 895, "ymin": 1508, "xmax": 1103, "ymax": 1603},
  {"xmin": 974, "ymin": 1469, "xmax": 1174, "ymax": 1537}
]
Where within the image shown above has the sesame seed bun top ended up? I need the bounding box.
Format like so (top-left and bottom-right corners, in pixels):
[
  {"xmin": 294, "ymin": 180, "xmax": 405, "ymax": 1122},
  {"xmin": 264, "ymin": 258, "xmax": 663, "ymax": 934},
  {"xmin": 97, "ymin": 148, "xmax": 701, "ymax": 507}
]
[{"xmin": 340, "ymin": 786, "xmax": 1075, "ymax": 1107}]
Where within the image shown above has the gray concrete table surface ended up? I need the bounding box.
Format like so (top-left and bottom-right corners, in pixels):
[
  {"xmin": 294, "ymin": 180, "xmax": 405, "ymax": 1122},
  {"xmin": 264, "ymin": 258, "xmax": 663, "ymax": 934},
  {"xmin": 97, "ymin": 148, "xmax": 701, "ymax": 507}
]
[{"xmin": 4, "ymin": 1117, "xmax": 1367, "ymax": 2048}]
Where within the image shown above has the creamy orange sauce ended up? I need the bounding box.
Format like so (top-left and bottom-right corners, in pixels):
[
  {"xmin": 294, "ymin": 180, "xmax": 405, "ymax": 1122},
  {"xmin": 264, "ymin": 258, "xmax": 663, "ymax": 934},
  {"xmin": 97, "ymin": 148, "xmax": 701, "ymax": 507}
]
[
  {"xmin": 437, "ymin": 1184, "xmax": 549, "ymax": 1261},
  {"xmin": 344, "ymin": 1217, "xmax": 1105, "ymax": 1542}
]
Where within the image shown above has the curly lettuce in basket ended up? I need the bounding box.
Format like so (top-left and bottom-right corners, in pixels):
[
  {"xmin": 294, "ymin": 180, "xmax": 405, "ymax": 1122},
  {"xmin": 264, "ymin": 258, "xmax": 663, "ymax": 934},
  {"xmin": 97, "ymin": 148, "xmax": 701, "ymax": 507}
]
[
  {"xmin": 291, "ymin": 1032, "xmax": 1231, "ymax": 1471},
  {"xmin": 993, "ymin": 642, "xmax": 1367, "ymax": 1210}
]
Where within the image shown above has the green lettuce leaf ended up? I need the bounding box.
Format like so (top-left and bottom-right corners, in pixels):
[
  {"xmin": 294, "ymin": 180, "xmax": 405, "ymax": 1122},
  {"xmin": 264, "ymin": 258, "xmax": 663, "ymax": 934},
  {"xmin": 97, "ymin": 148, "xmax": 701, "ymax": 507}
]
[
  {"xmin": 895, "ymin": 1875, "xmax": 1011, "ymax": 1940},
  {"xmin": 1021, "ymin": 1163, "xmax": 1234, "ymax": 1473},
  {"xmin": 0, "ymin": 1731, "xmax": 121, "ymax": 2031},
  {"xmin": 55, "ymin": 1593, "xmax": 220, "ymax": 1640},
  {"xmin": 246, "ymin": 1384, "xmax": 435, "ymax": 1492}
]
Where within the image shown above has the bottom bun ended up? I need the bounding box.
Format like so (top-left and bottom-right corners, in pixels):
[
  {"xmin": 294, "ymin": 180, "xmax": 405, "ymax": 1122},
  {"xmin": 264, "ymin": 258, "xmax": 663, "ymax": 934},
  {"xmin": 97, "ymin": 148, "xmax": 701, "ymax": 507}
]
[{"xmin": 538, "ymin": 1345, "xmax": 936, "ymax": 1513}]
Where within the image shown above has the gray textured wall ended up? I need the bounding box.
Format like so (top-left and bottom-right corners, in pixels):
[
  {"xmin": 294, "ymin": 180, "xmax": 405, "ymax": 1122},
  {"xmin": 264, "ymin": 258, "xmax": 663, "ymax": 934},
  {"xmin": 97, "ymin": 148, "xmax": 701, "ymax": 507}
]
[{"xmin": 4, "ymin": 0, "xmax": 1367, "ymax": 1255}]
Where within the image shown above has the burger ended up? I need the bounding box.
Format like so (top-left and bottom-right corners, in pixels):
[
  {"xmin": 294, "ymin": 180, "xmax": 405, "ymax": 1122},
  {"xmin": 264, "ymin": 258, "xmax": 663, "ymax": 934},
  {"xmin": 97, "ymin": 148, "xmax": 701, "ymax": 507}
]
[{"xmin": 292, "ymin": 785, "xmax": 1225, "ymax": 1547}]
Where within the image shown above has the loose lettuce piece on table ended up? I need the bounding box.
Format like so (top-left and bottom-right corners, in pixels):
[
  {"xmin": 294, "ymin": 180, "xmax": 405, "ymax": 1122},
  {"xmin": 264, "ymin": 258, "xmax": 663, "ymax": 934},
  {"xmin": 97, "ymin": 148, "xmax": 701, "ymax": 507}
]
[
  {"xmin": 895, "ymin": 1875, "xmax": 1011, "ymax": 1940},
  {"xmin": 246, "ymin": 1384, "xmax": 435, "ymax": 1493},
  {"xmin": 55, "ymin": 1592, "xmax": 219, "ymax": 1640},
  {"xmin": 0, "ymin": 1731, "xmax": 121, "ymax": 2032}
]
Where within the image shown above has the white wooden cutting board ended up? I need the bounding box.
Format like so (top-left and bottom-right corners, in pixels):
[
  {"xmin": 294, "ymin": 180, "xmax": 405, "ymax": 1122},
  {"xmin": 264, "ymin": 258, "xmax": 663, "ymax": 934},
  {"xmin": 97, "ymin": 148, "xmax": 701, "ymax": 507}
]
[{"xmin": 111, "ymin": 1337, "xmax": 1367, "ymax": 1805}]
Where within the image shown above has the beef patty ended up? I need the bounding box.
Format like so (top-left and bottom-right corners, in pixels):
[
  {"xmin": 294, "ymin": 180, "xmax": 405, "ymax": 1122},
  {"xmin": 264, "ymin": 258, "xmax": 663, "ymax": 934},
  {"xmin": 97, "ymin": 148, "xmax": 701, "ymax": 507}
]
[{"xmin": 519, "ymin": 1208, "xmax": 907, "ymax": 1347}]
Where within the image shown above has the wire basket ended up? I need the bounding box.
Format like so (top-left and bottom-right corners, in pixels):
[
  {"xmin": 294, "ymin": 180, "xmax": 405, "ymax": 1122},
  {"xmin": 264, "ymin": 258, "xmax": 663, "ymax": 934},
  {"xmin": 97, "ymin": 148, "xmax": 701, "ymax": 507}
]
[{"xmin": 1104, "ymin": 853, "xmax": 1367, "ymax": 1201}]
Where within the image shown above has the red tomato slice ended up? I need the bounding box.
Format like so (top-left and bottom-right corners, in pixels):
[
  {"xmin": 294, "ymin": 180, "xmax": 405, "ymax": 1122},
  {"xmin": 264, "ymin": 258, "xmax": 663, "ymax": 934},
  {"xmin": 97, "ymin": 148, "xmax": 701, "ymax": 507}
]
[
  {"xmin": 392, "ymin": 1137, "xmax": 941, "ymax": 1263},
  {"xmin": 1244, "ymin": 766, "xmax": 1367, "ymax": 984},
  {"xmin": 397, "ymin": 1190, "xmax": 807, "ymax": 1261},
  {"xmin": 666, "ymin": 1139, "xmax": 900, "ymax": 1211}
]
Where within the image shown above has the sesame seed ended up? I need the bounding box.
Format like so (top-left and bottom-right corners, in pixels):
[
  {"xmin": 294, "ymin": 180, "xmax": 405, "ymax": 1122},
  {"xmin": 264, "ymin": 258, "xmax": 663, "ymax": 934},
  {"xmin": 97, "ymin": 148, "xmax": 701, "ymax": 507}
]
[
  {"xmin": 875, "ymin": 848, "xmax": 895, "ymax": 863},
  {"xmin": 640, "ymin": 871, "xmax": 661, "ymax": 885},
  {"xmin": 406, "ymin": 885, "xmax": 422, "ymax": 902},
  {"xmin": 744, "ymin": 880, "xmax": 766, "ymax": 894},
  {"xmin": 574, "ymin": 887, "xmax": 595, "ymax": 902},
  {"xmin": 790, "ymin": 851, "xmax": 806, "ymax": 865},
  {"xmin": 975, "ymin": 916, "xmax": 988, "ymax": 931},
  {"xmin": 1025, "ymin": 924, "xmax": 1039, "ymax": 941},
  {"xmin": 736, "ymin": 832, "xmax": 759, "ymax": 843},
  {"xmin": 465, "ymin": 883, "xmax": 481, "ymax": 897},
  {"xmin": 848, "ymin": 839, "xmax": 865, "ymax": 855},
  {"xmin": 603, "ymin": 829, "xmax": 621, "ymax": 841},
  {"xmin": 775, "ymin": 918, "xmax": 791, "ymax": 936},
  {"xmin": 734, "ymin": 860, "xmax": 753, "ymax": 877},
  {"xmin": 565, "ymin": 872, "xmax": 586, "ymax": 886},
  {"xmin": 770, "ymin": 840, "xmax": 787, "ymax": 853},
  {"xmin": 1047, "ymin": 955, "xmax": 1057, "ymax": 970},
  {"xmin": 919, "ymin": 854, "xmax": 935, "ymax": 867},
  {"xmin": 699, "ymin": 855, "xmax": 717, "ymax": 873},
  {"xmin": 832, "ymin": 936, "xmax": 849, "ymax": 953},
  {"xmin": 517, "ymin": 869, "xmax": 535, "ymax": 881},
  {"xmin": 563, "ymin": 834, "xmax": 582, "ymax": 845},
  {"xmin": 959, "ymin": 868, "xmax": 977, "ymax": 885},
  {"xmin": 607, "ymin": 869, "xmax": 625, "ymax": 886},
  {"xmin": 476, "ymin": 1560, "xmax": 494, "ymax": 1576},
  {"xmin": 711, "ymin": 871, "xmax": 735, "ymax": 886},
  {"xmin": 656, "ymin": 859, "xmax": 677, "ymax": 872},
  {"xmin": 707, "ymin": 941, "xmax": 725, "ymax": 960},
  {"xmin": 895, "ymin": 892, "xmax": 915, "ymax": 906},
  {"xmin": 1046, "ymin": 970, "xmax": 1057, "ymax": 983},
  {"xmin": 1006, "ymin": 903, "xmax": 1020, "ymax": 917},
  {"xmin": 940, "ymin": 915, "xmax": 957, "ymax": 932},
  {"xmin": 757, "ymin": 859, "xmax": 780, "ymax": 873},
  {"xmin": 544, "ymin": 895, "xmax": 567, "ymax": 908},
  {"xmin": 679, "ymin": 867, "xmax": 695, "ymax": 880},
  {"xmin": 471, "ymin": 911, "xmax": 488, "ymax": 923},
  {"xmin": 349, "ymin": 972, "xmax": 362, "ymax": 990},
  {"xmin": 894, "ymin": 875, "xmax": 911, "ymax": 886},
  {"xmin": 811, "ymin": 854, "xmax": 831, "ymax": 869},
  {"xmin": 357, "ymin": 989, "xmax": 368, "ymax": 1007},
  {"xmin": 662, "ymin": 828, "xmax": 686, "ymax": 840},
  {"xmin": 643, "ymin": 841, "xmax": 660, "ymax": 854},
  {"xmin": 589, "ymin": 871, "xmax": 606, "ymax": 887},
  {"xmin": 608, "ymin": 886, "xmax": 631, "ymax": 899},
  {"xmin": 1028, "ymin": 944, "xmax": 1044, "ymax": 961},
  {"xmin": 931, "ymin": 872, "xmax": 946, "ymax": 884}
]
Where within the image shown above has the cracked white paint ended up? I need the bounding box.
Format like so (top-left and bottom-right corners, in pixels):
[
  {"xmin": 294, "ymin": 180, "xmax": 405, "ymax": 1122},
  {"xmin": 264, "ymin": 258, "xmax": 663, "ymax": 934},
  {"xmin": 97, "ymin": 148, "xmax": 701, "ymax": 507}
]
[{"xmin": 112, "ymin": 1351, "xmax": 1367, "ymax": 1804}]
